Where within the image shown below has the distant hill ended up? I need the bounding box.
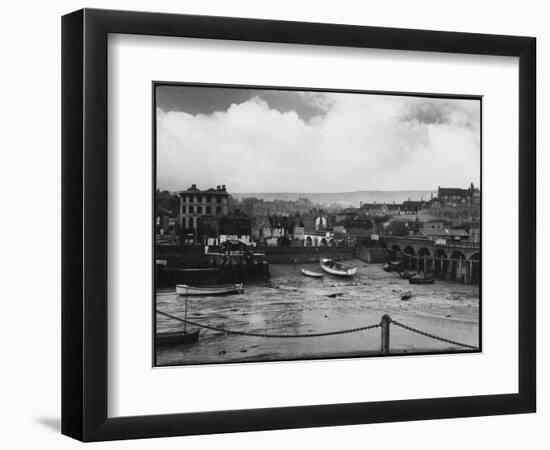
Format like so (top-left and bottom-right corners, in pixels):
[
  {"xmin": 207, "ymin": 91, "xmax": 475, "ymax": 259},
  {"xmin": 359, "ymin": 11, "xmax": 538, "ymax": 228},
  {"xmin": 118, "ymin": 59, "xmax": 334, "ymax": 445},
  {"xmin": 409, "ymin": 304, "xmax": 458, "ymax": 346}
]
[{"xmin": 231, "ymin": 190, "xmax": 436, "ymax": 207}]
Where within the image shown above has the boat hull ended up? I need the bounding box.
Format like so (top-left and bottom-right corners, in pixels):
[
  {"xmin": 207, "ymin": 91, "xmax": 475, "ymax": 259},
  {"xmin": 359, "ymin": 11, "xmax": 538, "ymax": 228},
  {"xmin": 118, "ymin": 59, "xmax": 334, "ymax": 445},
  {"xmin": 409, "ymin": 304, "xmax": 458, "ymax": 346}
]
[
  {"xmin": 176, "ymin": 283, "xmax": 244, "ymax": 296},
  {"xmin": 157, "ymin": 329, "xmax": 200, "ymax": 346},
  {"xmin": 408, "ymin": 277, "xmax": 434, "ymax": 285},
  {"xmin": 301, "ymin": 269, "xmax": 324, "ymax": 278},
  {"xmin": 319, "ymin": 258, "xmax": 357, "ymax": 277}
]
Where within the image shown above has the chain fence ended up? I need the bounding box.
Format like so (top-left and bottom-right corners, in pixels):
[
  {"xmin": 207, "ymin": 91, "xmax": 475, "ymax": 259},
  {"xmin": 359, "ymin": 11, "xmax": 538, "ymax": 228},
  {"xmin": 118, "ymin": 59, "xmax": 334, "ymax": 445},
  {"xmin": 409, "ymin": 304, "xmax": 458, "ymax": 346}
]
[
  {"xmin": 156, "ymin": 310, "xmax": 477, "ymax": 350},
  {"xmin": 390, "ymin": 319, "xmax": 478, "ymax": 350},
  {"xmin": 157, "ymin": 310, "xmax": 380, "ymax": 338}
]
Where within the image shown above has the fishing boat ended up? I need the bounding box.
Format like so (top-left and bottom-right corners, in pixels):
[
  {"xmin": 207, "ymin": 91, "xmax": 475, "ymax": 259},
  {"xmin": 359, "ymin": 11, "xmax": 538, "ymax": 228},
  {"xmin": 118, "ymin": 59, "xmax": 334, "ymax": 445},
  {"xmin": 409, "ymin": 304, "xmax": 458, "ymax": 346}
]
[
  {"xmin": 156, "ymin": 329, "xmax": 200, "ymax": 346},
  {"xmin": 320, "ymin": 258, "xmax": 357, "ymax": 277},
  {"xmin": 176, "ymin": 283, "xmax": 244, "ymax": 296},
  {"xmin": 400, "ymin": 290, "xmax": 413, "ymax": 300},
  {"xmin": 398, "ymin": 271, "xmax": 417, "ymax": 279},
  {"xmin": 409, "ymin": 276, "xmax": 434, "ymax": 285},
  {"xmin": 301, "ymin": 268, "xmax": 324, "ymax": 278}
]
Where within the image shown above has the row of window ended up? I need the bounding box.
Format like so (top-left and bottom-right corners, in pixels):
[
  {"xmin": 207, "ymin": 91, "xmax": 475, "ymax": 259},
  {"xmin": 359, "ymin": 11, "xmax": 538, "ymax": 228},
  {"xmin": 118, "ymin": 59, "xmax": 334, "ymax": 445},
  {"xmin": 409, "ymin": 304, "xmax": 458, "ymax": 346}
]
[
  {"xmin": 182, "ymin": 205, "xmax": 222, "ymax": 214},
  {"xmin": 181, "ymin": 195, "xmax": 226, "ymax": 204}
]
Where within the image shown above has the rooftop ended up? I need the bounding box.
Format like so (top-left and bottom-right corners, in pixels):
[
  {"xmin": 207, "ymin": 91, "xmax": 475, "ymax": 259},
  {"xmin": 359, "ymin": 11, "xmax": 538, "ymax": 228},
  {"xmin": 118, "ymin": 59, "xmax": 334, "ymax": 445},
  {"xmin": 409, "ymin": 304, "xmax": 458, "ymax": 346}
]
[{"xmin": 179, "ymin": 184, "xmax": 229, "ymax": 195}]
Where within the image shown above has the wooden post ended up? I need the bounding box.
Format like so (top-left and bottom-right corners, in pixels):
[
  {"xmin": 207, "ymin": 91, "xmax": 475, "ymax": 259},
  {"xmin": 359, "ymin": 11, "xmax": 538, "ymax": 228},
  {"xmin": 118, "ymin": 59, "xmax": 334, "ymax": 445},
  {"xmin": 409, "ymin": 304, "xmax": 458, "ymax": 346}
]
[{"xmin": 381, "ymin": 314, "xmax": 391, "ymax": 355}]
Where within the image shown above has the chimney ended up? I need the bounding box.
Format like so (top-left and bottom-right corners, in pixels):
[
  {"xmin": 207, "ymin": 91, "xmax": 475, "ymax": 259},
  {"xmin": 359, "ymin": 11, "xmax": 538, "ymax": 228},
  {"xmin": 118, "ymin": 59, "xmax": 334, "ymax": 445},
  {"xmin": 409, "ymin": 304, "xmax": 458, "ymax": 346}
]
[
  {"xmin": 191, "ymin": 184, "xmax": 197, "ymax": 189},
  {"xmin": 222, "ymin": 184, "xmax": 226, "ymax": 191}
]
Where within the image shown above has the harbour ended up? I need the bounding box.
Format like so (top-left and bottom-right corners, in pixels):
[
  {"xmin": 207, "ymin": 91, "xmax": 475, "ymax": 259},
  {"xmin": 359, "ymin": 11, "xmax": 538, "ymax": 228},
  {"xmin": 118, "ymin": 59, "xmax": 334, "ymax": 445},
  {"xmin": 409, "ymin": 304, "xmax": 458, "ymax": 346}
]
[{"xmin": 156, "ymin": 260, "xmax": 479, "ymax": 366}]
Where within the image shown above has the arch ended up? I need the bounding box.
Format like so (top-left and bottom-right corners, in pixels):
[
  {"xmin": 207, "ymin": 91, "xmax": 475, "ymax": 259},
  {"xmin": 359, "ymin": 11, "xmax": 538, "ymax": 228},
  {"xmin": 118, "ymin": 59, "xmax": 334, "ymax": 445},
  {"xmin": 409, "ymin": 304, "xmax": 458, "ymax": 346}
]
[
  {"xmin": 305, "ymin": 236, "xmax": 313, "ymax": 247},
  {"xmin": 450, "ymin": 250, "xmax": 466, "ymax": 260},
  {"xmin": 328, "ymin": 238, "xmax": 335, "ymax": 247},
  {"xmin": 391, "ymin": 244, "xmax": 402, "ymax": 254},
  {"xmin": 433, "ymin": 248, "xmax": 448, "ymax": 278},
  {"xmin": 418, "ymin": 247, "xmax": 431, "ymax": 273},
  {"xmin": 468, "ymin": 252, "xmax": 480, "ymax": 284},
  {"xmin": 449, "ymin": 250, "xmax": 466, "ymax": 281},
  {"xmin": 320, "ymin": 238, "xmax": 328, "ymax": 247},
  {"xmin": 403, "ymin": 246, "xmax": 415, "ymax": 269},
  {"xmin": 418, "ymin": 247, "xmax": 431, "ymax": 257}
]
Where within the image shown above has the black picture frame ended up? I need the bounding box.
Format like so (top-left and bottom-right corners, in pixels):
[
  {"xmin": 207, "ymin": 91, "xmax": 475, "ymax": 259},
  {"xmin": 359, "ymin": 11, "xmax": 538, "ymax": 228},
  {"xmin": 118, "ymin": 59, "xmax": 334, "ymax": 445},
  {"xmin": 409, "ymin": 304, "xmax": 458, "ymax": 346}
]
[{"xmin": 62, "ymin": 8, "xmax": 536, "ymax": 442}]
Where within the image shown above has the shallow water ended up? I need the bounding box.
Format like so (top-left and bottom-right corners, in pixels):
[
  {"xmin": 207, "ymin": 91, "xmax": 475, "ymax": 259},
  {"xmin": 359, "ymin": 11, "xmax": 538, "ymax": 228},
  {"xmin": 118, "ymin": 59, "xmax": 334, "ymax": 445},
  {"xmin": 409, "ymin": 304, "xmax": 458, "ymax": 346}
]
[{"xmin": 155, "ymin": 261, "xmax": 480, "ymax": 366}]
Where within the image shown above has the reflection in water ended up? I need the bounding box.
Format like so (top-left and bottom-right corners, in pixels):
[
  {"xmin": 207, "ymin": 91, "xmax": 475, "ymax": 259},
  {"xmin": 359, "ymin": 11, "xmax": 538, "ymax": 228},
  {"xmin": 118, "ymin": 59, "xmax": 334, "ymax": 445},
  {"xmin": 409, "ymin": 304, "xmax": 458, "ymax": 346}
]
[{"xmin": 156, "ymin": 261, "xmax": 480, "ymax": 366}]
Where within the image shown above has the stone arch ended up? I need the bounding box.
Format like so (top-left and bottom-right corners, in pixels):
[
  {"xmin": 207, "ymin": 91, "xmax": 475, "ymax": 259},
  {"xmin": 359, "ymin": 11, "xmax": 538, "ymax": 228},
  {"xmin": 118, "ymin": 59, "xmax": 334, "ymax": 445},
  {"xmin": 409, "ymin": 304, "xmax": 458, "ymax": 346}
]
[
  {"xmin": 433, "ymin": 248, "xmax": 448, "ymax": 278},
  {"xmin": 418, "ymin": 247, "xmax": 431, "ymax": 273},
  {"xmin": 450, "ymin": 251, "xmax": 466, "ymax": 281},
  {"xmin": 328, "ymin": 238, "xmax": 335, "ymax": 247},
  {"xmin": 305, "ymin": 236, "xmax": 313, "ymax": 247},
  {"xmin": 403, "ymin": 246, "xmax": 415, "ymax": 269},
  {"xmin": 469, "ymin": 252, "xmax": 480, "ymax": 284},
  {"xmin": 320, "ymin": 238, "xmax": 328, "ymax": 247},
  {"xmin": 389, "ymin": 244, "xmax": 401, "ymax": 260}
]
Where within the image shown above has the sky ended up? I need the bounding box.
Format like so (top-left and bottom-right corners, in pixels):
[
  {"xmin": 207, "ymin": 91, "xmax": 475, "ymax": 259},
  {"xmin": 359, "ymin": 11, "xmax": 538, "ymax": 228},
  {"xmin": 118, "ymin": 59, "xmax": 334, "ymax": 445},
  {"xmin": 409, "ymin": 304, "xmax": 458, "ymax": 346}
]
[{"xmin": 156, "ymin": 85, "xmax": 480, "ymax": 193}]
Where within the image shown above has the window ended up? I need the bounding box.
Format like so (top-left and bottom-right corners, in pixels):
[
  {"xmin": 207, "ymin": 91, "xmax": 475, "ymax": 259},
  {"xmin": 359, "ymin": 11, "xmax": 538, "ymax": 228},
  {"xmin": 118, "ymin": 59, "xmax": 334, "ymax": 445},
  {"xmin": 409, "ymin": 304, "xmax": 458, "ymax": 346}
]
[
  {"xmin": 189, "ymin": 206, "xmax": 194, "ymax": 213},
  {"xmin": 206, "ymin": 206, "xmax": 211, "ymax": 214},
  {"xmin": 197, "ymin": 206, "xmax": 202, "ymax": 214},
  {"xmin": 216, "ymin": 206, "xmax": 221, "ymax": 214}
]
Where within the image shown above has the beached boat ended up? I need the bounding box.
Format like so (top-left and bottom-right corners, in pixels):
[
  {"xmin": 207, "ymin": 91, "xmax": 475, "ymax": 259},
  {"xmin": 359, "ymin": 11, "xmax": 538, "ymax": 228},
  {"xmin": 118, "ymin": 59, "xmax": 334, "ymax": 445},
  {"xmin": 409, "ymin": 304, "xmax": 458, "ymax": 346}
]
[
  {"xmin": 156, "ymin": 329, "xmax": 200, "ymax": 346},
  {"xmin": 301, "ymin": 268, "xmax": 324, "ymax": 278},
  {"xmin": 400, "ymin": 290, "xmax": 412, "ymax": 300},
  {"xmin": 176, "ymin": 283, "xmax": 244, "ymax": 296},
  {"xmin": 320, "ymin": 258, "xmax": 357, "ymax": 277},
  {"xmin": 409, "ymin": 276, "xmax": 434, "ymax": 285},
  {"xmin": 398, "ymin": 271, "xmax": 417, "ymax": 279},
  {"xmin": 383, "ymin": 261, "xmax": 402, "ymax": 272}
]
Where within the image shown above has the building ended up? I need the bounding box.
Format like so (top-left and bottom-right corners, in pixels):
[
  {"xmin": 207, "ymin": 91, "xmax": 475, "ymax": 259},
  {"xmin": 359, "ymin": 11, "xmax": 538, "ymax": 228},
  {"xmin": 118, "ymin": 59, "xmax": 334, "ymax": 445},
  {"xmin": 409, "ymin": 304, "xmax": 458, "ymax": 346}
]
[
  {"xmin": 360, "ymin": 202, "xmax": 390, "ymax": 216},
  {"xmin": 400, "ymin": 200, "xmax": 426, "ymax": 214},
  {"xmin": 437, "ymin": 183, "xmax": 479, "ymax": 208},
  {"xmin": 417, "ymin": 228, "xmax": 469, "ymax": 242},
  {"xmin": 178, "ymin": 184, "xmax": 229, "ymax": 230}
]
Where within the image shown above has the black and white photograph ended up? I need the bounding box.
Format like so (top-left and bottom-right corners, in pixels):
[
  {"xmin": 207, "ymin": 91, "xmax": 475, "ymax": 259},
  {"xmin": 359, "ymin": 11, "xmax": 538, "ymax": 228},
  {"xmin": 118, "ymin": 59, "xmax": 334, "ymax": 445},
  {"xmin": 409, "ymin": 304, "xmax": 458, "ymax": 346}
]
[{"xmin": 154, "ymin": 83, "xmax": 481, "ymax": 366}]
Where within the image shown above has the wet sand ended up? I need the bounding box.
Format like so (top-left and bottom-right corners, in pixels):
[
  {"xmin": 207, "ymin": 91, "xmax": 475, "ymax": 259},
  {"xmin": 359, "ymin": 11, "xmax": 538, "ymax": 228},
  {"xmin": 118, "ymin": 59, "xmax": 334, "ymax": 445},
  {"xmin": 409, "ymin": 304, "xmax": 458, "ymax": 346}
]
[{"xmin": 156, "ymin": 260, "xmax": 480, "ymax": 366}]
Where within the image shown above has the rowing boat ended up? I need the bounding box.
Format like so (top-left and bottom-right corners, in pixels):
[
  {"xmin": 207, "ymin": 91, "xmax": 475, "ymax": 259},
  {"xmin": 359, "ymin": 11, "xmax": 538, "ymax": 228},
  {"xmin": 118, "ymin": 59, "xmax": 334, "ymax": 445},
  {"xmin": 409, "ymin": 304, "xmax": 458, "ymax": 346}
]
[
  {"xmin": 176, "ymin": 283, "xmax": 244, "ymax": 296},
  {"xmin": 398, "ymin": 270, "xmax": 417, "ymax": 279},
  {"xmin": 408, "ymin": 276, "xmax": 434, "ymax": 285},
  {"xmin": 319, "ymin": 258, "xmax": 357, "ymax": 277},
  {"xmin": 301, "ymin": 268, "xmax": 324, "ymax": 278},
  {"xmin": 156, "ymin": 329, "xmax": 200, "ymax": 346}
]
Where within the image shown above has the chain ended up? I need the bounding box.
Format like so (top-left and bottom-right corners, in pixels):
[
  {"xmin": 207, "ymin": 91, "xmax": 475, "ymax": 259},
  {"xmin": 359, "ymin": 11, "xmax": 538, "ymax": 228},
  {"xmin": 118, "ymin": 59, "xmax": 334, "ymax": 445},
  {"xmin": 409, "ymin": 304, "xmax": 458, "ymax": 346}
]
[
  {"xmin": 157, "ymin": 310, "xmax": 380, "ymax": 338},
  {"xmin": 391, "ymin": 319, "xmax": 478, "ymax": 350}
]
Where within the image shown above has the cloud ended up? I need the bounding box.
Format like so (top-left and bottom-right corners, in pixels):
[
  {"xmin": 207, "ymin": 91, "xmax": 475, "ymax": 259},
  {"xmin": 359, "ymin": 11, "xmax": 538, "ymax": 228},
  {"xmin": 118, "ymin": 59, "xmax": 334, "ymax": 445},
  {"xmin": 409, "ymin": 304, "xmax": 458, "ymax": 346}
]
[{"xmin": 156, "ymin": 93, "xmax": 480, "ymax": 193}]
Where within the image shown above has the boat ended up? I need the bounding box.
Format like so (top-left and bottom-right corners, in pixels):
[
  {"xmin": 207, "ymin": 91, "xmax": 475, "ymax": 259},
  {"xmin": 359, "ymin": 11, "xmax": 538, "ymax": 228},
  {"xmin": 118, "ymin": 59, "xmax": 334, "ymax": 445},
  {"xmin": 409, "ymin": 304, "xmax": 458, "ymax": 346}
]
[
  {"xmin": 383, "ymin": 261, "xmax": 402, "ymax": 272},
  {"xmin": 156, "ymin": 329, "xmax": 200, "ymax": 346},
  {"xmin": 320, "ymin": 258, "xmax": 357, "ymax": 277},
  {"xmin": 409, "ymin": 276, "xmax": 434, "ymax": 285},
  {"xmin": 176, "ymin": 283, "xmax": 244, "ymax": 296},
  {"xmin": 400, "ymin": 290, "xmax": 413, "ymax": 300},
  {"xmin": 301, "ymin": 268, "xmax": 324, "ymax": 278},
  {"xmin": 398, "ymin": 271, "xmax": 417, "ymax": 279}
]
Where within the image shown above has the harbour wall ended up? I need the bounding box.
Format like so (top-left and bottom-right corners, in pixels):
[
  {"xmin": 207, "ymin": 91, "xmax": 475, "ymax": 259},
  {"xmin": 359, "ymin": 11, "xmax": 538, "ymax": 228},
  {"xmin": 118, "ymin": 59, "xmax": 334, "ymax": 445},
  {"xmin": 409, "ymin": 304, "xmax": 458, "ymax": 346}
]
[
  {"xmin": 157, "ymin": 245, "xmax": 356, "ymax": 267},
  {"xmin": 355, "ymin": 246, "xmax": 390, "ymax": 263}
]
